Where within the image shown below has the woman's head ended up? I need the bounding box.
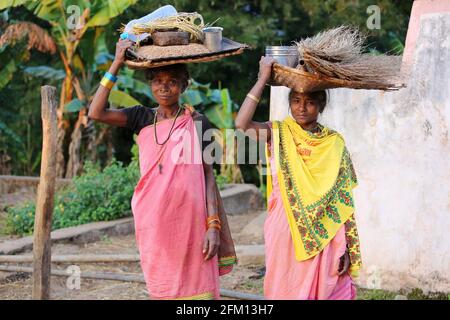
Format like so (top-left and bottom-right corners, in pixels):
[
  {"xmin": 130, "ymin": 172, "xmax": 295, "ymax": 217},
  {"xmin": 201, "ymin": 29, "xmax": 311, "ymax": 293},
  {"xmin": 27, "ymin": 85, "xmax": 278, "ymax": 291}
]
[
  {"xmin": 289, "ymin": 90, "xmax": 327, "ymax": 127},
  {"xmin": 145, "ymin": 64, "xmax": 190, "ymax": 107}
]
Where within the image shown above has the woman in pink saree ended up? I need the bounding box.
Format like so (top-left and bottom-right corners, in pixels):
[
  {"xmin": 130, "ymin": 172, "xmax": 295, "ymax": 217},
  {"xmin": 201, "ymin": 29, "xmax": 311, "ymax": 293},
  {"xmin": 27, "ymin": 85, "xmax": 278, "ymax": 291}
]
[
  {"xmin": 235, "ymin": 56, "xmax": 362, "ymax": 300},
  {"xmin": 88, "ymin": 39, "xmax": 236, "ymax": 299}
]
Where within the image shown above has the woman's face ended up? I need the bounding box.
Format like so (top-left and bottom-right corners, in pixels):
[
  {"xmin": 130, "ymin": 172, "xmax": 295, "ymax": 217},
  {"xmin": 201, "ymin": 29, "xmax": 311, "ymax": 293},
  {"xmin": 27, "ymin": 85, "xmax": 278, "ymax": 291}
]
[
  {"xmin": 150, "ymin": 71, "xmax": 186, "ymax": 107},
  {"xmin": 289, "ymin": 92, "xmax": 321, "ymax": 126}
]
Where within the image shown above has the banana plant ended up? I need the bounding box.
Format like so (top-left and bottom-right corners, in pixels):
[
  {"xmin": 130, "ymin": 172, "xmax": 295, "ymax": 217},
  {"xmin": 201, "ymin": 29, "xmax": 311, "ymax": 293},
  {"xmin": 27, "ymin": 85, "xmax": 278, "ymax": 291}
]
[
  {"xmin": 180, "ymin": 80, "xmax": 244, "ymax": 184},
  {"xmin": 1, "ymin": 1, "xmax": 243, "ymax": 182},
  {"xmin": 0, "ymin": 9, "xmax": 57, "ymax": 89},
  {"xmin": 0, "ymin": 0, "xmax": 138, "ymax": 177}
]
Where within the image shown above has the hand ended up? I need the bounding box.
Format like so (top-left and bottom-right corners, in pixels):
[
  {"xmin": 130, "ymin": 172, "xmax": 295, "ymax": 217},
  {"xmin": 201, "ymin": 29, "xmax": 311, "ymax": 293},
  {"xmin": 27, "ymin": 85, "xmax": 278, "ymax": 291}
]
[
  {"xmin": 113, "ymin": 38, "xmax": 134, "ymax": 65},
  {"xmin": 258, "ymin": 56, "xmax": 277, "ymax": 83},
  {"xmin": 203, "ymin": 227, "xmax": 220, "ymax": 261},
  {"xmin": 337, "ymin": 250, "xmax": 351, "ymax": 276}
]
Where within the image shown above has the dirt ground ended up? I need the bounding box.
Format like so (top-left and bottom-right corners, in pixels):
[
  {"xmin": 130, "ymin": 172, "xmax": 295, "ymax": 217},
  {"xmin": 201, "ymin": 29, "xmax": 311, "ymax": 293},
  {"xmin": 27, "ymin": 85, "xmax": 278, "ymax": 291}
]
[
  {"xmin": 0, "ymin": 189, "xmax": 265, "ymax": 300},
  {"xmin": 0, "ymin": 233, "xmax": 265, "ymax": 300},
  {"xmin": 1, "ymin": 189, "xmax": 446, "ymax": 300}
]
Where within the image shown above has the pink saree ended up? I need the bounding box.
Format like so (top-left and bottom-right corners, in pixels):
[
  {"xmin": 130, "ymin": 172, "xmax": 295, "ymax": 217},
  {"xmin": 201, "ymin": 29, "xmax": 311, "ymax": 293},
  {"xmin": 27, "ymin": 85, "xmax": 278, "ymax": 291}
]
[
  {"xmin": 263, "ymin": 124, "xmax": 357, "ymax": 300},
  {"xmin": 130, "ymin": 107, "xmax": 222, "ymax": 299}
]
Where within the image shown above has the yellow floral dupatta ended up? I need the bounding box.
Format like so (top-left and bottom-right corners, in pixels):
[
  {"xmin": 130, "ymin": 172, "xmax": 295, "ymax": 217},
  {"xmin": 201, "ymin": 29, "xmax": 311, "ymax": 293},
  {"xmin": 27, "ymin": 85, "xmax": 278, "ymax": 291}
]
[{"xmin": 266, "ymin": 117, "xmax": 362, "ymax": 277}]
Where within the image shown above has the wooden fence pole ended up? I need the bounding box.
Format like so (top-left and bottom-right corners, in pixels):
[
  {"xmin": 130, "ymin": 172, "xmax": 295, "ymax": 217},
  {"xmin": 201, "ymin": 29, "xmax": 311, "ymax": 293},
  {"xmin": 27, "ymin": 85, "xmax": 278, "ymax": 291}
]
[{"xmin": 32, "ymin": 85, "xmax": 58, "ymax": 300}]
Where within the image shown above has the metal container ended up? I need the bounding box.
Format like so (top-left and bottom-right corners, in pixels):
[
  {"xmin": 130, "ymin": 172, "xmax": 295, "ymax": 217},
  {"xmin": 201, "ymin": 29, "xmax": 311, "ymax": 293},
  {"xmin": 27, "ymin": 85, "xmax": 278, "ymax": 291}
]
[
  {"xmin": 265, "ymin": 46, "xmax": 299, "ymax": 67},
  {"xmin": 203, "ymin": 27, "xmax": 223, "ymax": 52}
]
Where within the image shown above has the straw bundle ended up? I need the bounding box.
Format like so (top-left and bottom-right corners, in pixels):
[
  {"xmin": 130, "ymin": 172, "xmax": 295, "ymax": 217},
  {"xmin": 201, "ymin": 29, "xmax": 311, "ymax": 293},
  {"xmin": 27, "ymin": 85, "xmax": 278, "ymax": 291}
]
[
  {"xmin": 294, "ymin": 26, "xmax": 403, "ymax": 87},
  {"xmin": 131, "ymin": 12, "xmax": 206, "ymax": 42}
]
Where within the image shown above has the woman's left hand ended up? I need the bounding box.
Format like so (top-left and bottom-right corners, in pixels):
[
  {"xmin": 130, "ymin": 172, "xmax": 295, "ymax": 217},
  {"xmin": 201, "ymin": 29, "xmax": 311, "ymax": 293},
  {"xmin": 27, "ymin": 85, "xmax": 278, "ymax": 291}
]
[
  {"xmin": 337, "ymin": 251, "xmax": 351, "ymax": 276},
  {"xmin": 203, "ymin": 228, "xmax": 220, "ymax": 261},
  {"xmin": 257, "ymin": 56, "xmax": 277, "ymax": 83}
]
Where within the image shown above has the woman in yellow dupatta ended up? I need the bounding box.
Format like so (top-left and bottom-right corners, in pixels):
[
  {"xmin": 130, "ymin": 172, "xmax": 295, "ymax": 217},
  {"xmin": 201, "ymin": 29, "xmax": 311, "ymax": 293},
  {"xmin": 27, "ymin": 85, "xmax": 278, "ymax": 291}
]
[{"xmin": 235, "ymin": 56, "xmax": 362, "ymax": 300}]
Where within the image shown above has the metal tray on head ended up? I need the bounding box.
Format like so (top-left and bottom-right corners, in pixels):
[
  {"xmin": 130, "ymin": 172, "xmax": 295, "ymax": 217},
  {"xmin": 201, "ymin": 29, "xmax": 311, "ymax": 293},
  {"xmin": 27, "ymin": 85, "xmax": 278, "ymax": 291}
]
[{"xmin": 125, "ymin": 38, "xmax": 250, "ymax": 69}]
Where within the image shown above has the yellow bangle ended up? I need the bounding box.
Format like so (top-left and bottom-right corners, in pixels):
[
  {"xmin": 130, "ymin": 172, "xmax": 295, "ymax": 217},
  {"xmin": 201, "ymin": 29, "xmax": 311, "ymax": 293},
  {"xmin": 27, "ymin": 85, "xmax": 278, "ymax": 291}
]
[
  {"xmin": 100, "ymin": 77, "xmax": 115, "ymax": 90},
  {"xmin": 246, "ymin": 93, "xmax": 260, "ymax": 104}
]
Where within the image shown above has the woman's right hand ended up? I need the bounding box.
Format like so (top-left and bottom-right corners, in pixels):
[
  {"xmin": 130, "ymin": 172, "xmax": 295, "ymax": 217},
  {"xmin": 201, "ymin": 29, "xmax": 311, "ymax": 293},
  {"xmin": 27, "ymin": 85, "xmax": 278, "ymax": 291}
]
[
  {"xmin": 113, "ymin": 38, "xmax": 134, "ymax": 66},
  {"xmin": 258, "ymin": 56, "xmax": 277, "ymax": 83}
]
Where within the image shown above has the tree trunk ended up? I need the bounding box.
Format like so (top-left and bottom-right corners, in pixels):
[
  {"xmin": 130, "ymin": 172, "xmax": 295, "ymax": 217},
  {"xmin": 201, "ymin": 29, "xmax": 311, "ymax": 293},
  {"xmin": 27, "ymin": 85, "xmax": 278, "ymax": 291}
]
[
  {"xmin": 220, "ymin": 133, "xmax": 244, "ymax": 183},
  {"xmin": 84, "ymin": 118, "xmax": 98, "ymax": 163},
  {"xmin": 55, "ymin": 124, "xmax": 66, "ymax": 178},
  {"xmin": 0, "ymin": 151, "xmax": 12, "ymax": 175},
  {"xmin": 87, "ymin": 124, "xmax": 114, "ymax": 167},
  {"xmin": 65, "ymin": 108, "xmax": 87, "ymax": 178},
  {"xmin": 55, "ymin": 77, "xmax": 73, "ymax": 178}
]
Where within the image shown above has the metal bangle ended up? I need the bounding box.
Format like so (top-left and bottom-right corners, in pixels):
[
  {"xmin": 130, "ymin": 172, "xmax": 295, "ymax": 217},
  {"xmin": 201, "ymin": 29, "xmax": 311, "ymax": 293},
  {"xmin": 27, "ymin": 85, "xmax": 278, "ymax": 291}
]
[{"xmin": 246, "ymin": 93, "xmax": 260, "ymax": 104}]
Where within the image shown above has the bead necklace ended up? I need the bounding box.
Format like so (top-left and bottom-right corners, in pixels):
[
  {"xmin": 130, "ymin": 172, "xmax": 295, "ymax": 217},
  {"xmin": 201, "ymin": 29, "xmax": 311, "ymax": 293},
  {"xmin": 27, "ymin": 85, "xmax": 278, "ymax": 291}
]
[{"xmin": 153, "ymin": 105, "xmax": 183, "ymax": 173}]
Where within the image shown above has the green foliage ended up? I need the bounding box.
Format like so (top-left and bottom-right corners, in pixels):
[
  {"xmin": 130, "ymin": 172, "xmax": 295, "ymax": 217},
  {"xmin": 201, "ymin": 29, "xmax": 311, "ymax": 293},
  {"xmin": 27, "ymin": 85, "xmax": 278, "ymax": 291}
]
[
  {"xmin": 388, "ymin": 31, "xmax": 405, "ymax": 55},
  {"xmin": 356, "ymin": 288, "xmax": 449, "ymax": 300},
  {"xmin": 213, "ymin": 169, "xmax": 228, "ymax": 190},
  {"xmin": 4, "ymin": 154, "xmax": 230, "ymax": 236},
  {"xmin": 85, "ymin": 0, "xmax": 139, "ymax": 28},
  {"xmin": 180, "ymin": 80, "xmax": 237, "ymax": 129},
  {"xmin": 23, "ymin": 66, "xmax": 65, "ymax": 80},
  {"xmin": 0, "ymin": 60, "xmax": 17, "ymax": 89},
  {"xmin": 356, "ymin": 288, "xmax": 397, "ymax": 300},
  {"xmin": 64, "ymin": 98, "xmax": 84, "ymax": 113},
  {"xmin": 0, "ymin": 70, "xmax": 45, "ymax": 175},
  {"xmin": 5, "ymin": 201, "xmax": 35, "ymax": 236},
  {"xmin": 130, "ymin": 134, "xmax": 139, "ymax": 162},
  {"xmin": 6, "ymin": 158, "xmax": 140, "ymax": 236},
  {"xmin": 1, "ymin": 0, "xmax": 413, "ymax": 183},
  {"xmin": 0, "ymin": 1, "xmax": 143, "ymax": 174},
  {"xmin": 108, "ymin": 89, "xmax": 142, "ymax": 107},
  {"xmin": 1, "ymin": 0, "xmax": 138, "ymax": 28},
  {"xmin": 0, "ymin": 0, "xmax": 28, "ymax": 11},
  {"xmin": 401, "ymin": 288, "xmax": 448, "ymax": 300},
  {"xmin": 117, "ymin": 68, "xmax": 155, "ymax": 101}
]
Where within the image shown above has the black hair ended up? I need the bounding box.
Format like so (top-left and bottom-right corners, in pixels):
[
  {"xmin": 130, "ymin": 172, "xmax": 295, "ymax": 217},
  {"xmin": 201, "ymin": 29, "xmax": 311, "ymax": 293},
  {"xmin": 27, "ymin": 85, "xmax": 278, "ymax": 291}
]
[
  {"xmin": 145, "ymin": 63, "xmax": 190, "ymax": 90},
  {"xmin": 289, "ymin": 89, "xmax": 328, "ymax": 113}
]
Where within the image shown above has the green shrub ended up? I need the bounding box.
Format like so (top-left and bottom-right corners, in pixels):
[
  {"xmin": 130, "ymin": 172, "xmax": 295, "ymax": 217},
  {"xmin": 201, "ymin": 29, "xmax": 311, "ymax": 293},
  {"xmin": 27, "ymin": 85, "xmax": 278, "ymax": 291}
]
[
  {"xmin": 214, "ymin": 169, "xmax": 228, "ymax": 190},
  {"xmin": 6, "ymin": 154, "xmax": 230, "ymax": 236},
  {"xmin": 6, "ymin": 158, "xmax": 140, "ymax": 236}
]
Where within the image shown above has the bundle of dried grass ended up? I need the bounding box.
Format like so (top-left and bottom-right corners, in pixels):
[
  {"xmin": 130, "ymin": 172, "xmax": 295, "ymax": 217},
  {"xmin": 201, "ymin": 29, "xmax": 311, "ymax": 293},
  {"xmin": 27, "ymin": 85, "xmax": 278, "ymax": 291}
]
[
  {"xmin": 294, "ymin": 26, "xmax": 403, "ymax": 87},
  {"xmin": 0, "ymin": 22, "xmax": 57, "ymax": 54},
  {"xmin": 131, "ymin": 12, "xmax": 206, "ymax": 42}
]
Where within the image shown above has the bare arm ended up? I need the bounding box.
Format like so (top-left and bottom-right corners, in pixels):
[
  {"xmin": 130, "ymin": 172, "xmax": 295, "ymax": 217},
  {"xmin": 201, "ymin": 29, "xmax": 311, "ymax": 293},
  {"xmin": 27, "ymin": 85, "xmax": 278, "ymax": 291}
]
[
  {"xmin": 234, "ymin": 56, "xmax": 277, "ymax": 143},
  {"xmin": 87, "ymin": 39, "xmax": 134, "ymax": 127},
  {"xmin": 202, "ymin": 162, "xmax": 220, "ymax": 261},
  {"xmin": 192, "ymin": 110, "xmax": 221, "ymax": 260}
]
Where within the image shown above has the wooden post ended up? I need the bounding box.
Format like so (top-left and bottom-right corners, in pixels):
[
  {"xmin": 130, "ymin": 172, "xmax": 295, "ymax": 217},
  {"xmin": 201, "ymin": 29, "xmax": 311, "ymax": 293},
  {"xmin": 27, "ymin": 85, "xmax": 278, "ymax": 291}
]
[{"xmin": 32, "ymin": 86, "xmax": 58, "ymax": 300}]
